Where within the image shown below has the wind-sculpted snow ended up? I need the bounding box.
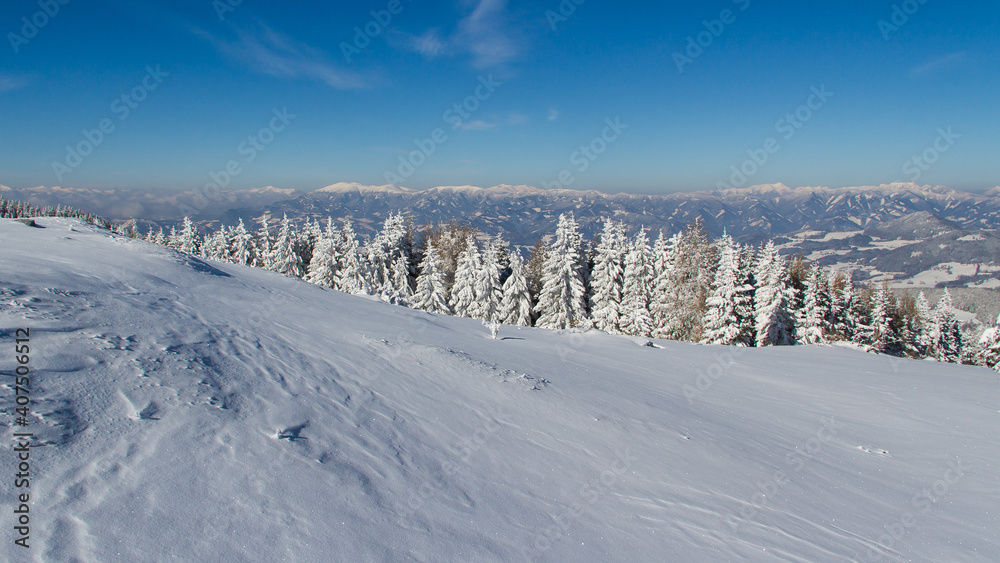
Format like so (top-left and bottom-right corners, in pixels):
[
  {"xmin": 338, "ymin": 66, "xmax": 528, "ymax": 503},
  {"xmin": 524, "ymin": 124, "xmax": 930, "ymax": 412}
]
[{"xmin": 1, "ymin": 218, "xmax": 998, "ymax": 561}]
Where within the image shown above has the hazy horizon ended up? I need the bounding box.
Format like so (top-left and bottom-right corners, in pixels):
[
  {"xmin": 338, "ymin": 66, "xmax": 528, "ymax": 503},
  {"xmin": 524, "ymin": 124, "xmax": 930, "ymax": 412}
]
[{"xmin": 2, "ymin": 1, "xmax": 998, "ymax": 194}]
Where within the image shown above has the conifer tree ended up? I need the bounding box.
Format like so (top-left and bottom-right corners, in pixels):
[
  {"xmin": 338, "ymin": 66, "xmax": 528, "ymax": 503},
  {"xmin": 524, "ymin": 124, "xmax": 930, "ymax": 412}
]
[
  {"xmin": 229, "ymin": 219, "xmax": 255, "ymax": 266},
  {"xmin": 589, "ymin": 220, "xmax": 626, "ymax": 334},
  {"xmin": 176, "ymin": 217, "xmax": 201, "ymax": 255},
  {"xmin": 256, "ymin": 217, "xmax": 273, "ymax": 269},
  {"xmin": 933, "ymin": 289, "xmax": 963, "ymax": 363},
  {"xmin": 499, "ymin": 251, "xmax": 532, "ymax": 327},
  {"xmin": 334, "ymin": 219, "xmax": 368, "ymax": 294},
  {"xmin": 754, "ymin": 241, "xmax": 795, "ymax": 346},
  {"xmin": 913, "ymin": 291, "xmax": 934, "ymax": 356},
  {"xmin": 620, "ymin": 229, "xmax": 653, "ymax": 337},
  {"xmin": 702, "ymin": 234, "xmax": 747, "ymax": 345},
  {"xmin": 975, "ymin": 314, "xmax": 1000, "ymax": 372},
  {"xmin": 413, "ymin": 242, "xmax": 451, "ymax": 315},
  {"xmin": 534, "ymin": 214, "xmax": 589, "ymax": 330},
  {"xmin": 870, "ymin": 283, "xmax": 901, "ymax": 354},
  {"xmin": 305, "ymin": 229, "xmax": 337, "ymax": 288},
  {"xmin": 450, "ymin": 235, "xmax": 481, "ymax": 318},
  {"xmin": 270, "ymin": 214, "xmax": 305, "ymax": 277},
  {"xmin": 475, "ymin": 237, "xmax": 504, "ymax": 322},
  {"xmin": 653, "ymin": 220, "xmax": 712, "ymax": 342}
]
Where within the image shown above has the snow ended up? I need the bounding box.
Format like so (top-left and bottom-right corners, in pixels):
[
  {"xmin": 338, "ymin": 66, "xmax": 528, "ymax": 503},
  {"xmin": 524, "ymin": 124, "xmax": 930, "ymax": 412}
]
[
  {"xmin": 2, "ymin": 218, "xmax": 999, "ymax": 562},
  {"xmin": 897, "ymin": 263, "xmax": 982, "ymax": 288},
  {"xmin": 868, "ymin": 239, "xmax": 923, "ymax": 250}
]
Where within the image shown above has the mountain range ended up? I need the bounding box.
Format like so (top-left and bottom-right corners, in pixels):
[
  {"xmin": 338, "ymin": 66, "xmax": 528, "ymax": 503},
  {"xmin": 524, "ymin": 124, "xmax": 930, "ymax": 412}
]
[{"xmin": 4, "ymin": 182, "xmax": 1000, "ymax": 287}]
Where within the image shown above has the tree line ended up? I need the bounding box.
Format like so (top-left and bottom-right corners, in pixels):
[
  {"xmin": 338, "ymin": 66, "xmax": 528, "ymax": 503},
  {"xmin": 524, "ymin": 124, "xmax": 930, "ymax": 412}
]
[
  {"xmin": 111, "ymin": 211, "xmax": 1000, "ymax": 373},
  {"xmin": 0, "ymin": 195, "xmax": 111, "ymax": 228}
]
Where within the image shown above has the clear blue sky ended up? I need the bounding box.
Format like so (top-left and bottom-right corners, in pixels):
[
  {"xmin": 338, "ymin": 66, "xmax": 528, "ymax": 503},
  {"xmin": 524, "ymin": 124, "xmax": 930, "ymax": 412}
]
[{"xmin": 1, "ymin": 0, "xmax": 997, "ymax": 194}]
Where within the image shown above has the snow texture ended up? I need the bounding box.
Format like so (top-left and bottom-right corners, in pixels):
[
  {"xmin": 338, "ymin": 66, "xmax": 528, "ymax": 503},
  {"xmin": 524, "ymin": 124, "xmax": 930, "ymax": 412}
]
[{"xmin": 1, "ymin": 218, "xmax": 998, "ymax": 562}]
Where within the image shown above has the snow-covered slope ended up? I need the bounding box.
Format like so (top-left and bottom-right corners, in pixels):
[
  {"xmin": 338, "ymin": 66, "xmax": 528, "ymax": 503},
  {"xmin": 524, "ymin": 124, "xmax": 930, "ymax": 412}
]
[{"xmin": 1, "ymin": 218, "xmax": 998, "ymax": 562}]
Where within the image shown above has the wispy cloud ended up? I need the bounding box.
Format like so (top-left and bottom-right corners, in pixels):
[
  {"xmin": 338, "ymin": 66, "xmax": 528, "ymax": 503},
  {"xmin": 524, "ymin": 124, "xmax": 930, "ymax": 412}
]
[
  {"xmin": 911, "ymin": 52, "xmax": 968, "ymax": 77},
  {"xmin": 547, "ymin": 108, "xmax": 560, "ymax": 122},
  {"xmin": 391, "ymin": 0, "xmax": 524, "ymax": 68},
  {"xmin": 193, "ymin": 22, "xmax": 369, "ymax": 90},
  {"xmin": 461, "ymin": 119, "xmax": 497, "ymax": 131},
  {"xmin": 457, "ymin": 112, "xmax": 529, "ymax": 131},
  {"xmin": 411, "ymin": 29, "xmax": 447, "ymax": 57},
  {"xmin": 0, "ymin": 75, "xmax": 30, "ymax": 93},
  {"xmin": 454, "ymin": 0, "xmax": 521, "ymax": 68}
]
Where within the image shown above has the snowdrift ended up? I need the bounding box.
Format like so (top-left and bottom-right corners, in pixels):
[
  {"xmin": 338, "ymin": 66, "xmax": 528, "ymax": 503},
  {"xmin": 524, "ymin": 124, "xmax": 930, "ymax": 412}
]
[{"xmin": 1, "ymin": 218, "xmax": 997, "ymax": 562}]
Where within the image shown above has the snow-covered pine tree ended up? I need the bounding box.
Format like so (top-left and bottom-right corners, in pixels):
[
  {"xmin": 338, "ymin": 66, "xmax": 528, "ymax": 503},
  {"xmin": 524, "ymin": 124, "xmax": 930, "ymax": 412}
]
[
  {"xmin": 412, "ymin": 241, "xmax": 451, "ymax": 315},
  {"xmin": 203, "ymin": 226, "xmax": 230, "ymax": 262},
  {"xmin": 389, "ymin": 252, "xmax": 413, "ymax": 301},
  {"xmin": 913, "ymin": 291, "xmax": 935, "ymax": 357},
  {"xmin": 649, "ymin": 232, "xmax": 680, "ymax": 336},
  {"xmin": 450, "ymin": 235, "xmax": 481, "ymax": 318},
  {"xmin": 652, "ymin": 220, "xmax": 712, "ymax": 342},
  {"xmin": 499, "ymin": 251, "xmax": 532, "ymax": 326},
  {"xmin": 475, "ymin": 237, "xmax": 503, "ymax": 322},
  {"xmin": 230, "ymin": 218, "xmax": 255, "ymax": 266},
  {"xmin": 589, "ymin": 220, "xmax": 626, "ymax": 334},
  {"xmin": 534, "ymin": 213, "xmax": 589, "ymax": 330},
  {"xmin": 753, "ymin": 241, "xmax": 796, "ymax": 346},
  {"xmin": 733, "ymin": 243, "xmax": 758, "ymax": 346},
  {"xmin": 620, "ymin": 229, "xmax": 654, "ymax": 337},
  {"xmin": 975, "ymin": 314, "xmax": 1000, "ymax": 372},
  {"xmin": 702, "ymin": 233, "xmax": 747, "ymax": 345},
  {"xmin": 270, "ymin": 214, "xmax": 305, "ymax": 277},
  {"xmin": 305, "ymin": 227, "xmax": 336, "ymax": 288},
  {"xmin": 870, "ymin": 283, "xmax": 901, "ymax": 354},
  {"xmin": 334, "ymin": 219, "xmax": 368, "ymax": 294},
  {"xmin": 178, "ymin": 217, "xmax": 201, "ymax": 255},
  {"xmin": 256, "ymin": 216, "xmax": 273, "ymax": 269},
  {"xmin": 796, "ymin": 266, "xmax": 829, "ymax": 345},
  {"xmin": 933, "ymin": 289, "xmax": 963, "ymax": 363},
  {"xmin": 153, "ymin": 227, "xmax": 168, "ymax": 247}
]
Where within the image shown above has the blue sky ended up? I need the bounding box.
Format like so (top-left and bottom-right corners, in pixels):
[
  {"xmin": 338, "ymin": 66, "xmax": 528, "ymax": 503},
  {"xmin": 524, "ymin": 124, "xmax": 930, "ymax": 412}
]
[{"xmin": 1, "ymin": 0, "xmax": 997, "ymax": 194}]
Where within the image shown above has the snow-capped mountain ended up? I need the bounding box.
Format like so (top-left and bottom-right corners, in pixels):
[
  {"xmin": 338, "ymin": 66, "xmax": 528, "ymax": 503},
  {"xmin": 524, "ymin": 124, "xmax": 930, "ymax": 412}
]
[
  {"xmin": 6, "ymin": 183, "xmax": 999, "ymax": 242},
  {"xmin": 2, "ymin": 217, "xmax": 998, "ymax": 561}
]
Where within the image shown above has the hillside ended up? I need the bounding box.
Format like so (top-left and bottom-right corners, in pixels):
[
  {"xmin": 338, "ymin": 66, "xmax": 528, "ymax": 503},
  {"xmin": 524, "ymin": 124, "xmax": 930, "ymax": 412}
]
[{"xmin": 1, "ymin": 218, "xmax": 998, "ymax": 561}]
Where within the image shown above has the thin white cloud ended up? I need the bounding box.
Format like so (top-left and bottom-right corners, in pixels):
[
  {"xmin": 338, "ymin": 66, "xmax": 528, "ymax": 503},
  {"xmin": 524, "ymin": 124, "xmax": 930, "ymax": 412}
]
[
  {"xmin": 547, "ymin": 108, "xmax": 559, "ymax": 122},
  {"xmin": 0, "ymin": 75, "xmax": 30, "ymax": 93},
  {"xmin": 454, "ymin": 0, "xmax": 521, "ymax": 68},
  {"xmin": 194, "ymin": 22, "xmax": 369, "ymax": 90},
  {"xmin": 461, "ymin": 119, "xmax": 498, "ymax": 131},
  {"xmin": 911, "ymin": 52, "xmax": 968, "ymax": 77},
  {"xmin": 507, "ymin": 112, "xmax": 529, "ymax": 125},
  {"xmin": 412, "ymin": 29, "xmax": 447, "ymax": 57},
  {"xmin": 391, "ymin": 0, "xmax": 524, "ymax": 68}
]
